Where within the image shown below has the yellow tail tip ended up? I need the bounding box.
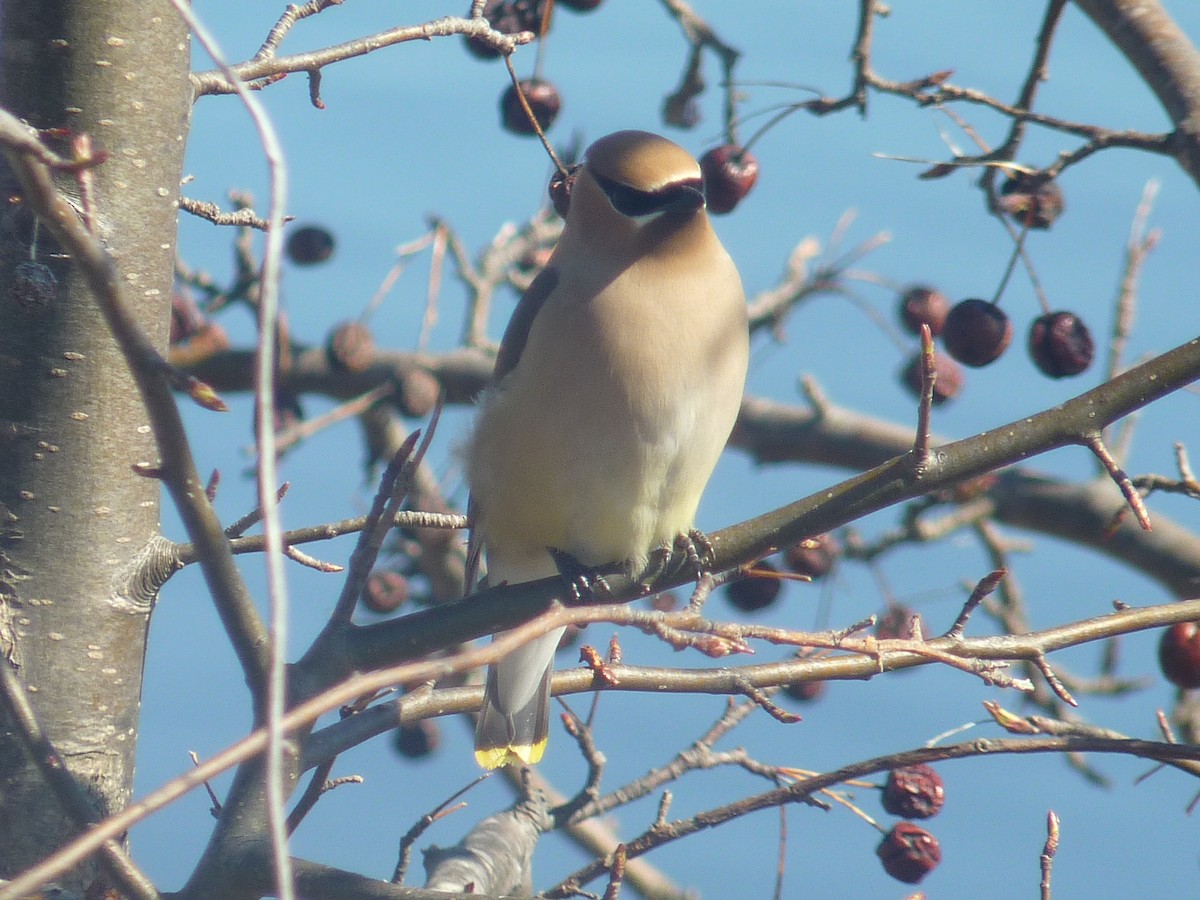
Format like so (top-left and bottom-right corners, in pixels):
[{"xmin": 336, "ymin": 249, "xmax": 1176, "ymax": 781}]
[{"xmin": 474, "ymin": 738, "xmax": 548, "ymax": 770}]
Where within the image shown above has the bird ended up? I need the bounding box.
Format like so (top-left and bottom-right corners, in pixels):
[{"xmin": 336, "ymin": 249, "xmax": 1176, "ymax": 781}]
[{"xmin": 464, "ymin": 129, "xmax": 750, "ymax": 769}]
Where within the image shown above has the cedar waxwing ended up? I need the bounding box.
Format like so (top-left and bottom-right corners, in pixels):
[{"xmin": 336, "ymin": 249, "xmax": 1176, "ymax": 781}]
[{"xmin": 465, "ymin": 130, "xmax": 750, "ymax": 769}]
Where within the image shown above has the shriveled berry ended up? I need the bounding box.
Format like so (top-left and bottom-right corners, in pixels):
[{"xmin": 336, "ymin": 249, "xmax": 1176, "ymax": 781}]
[
  {"xmin": 549, "ymin": 164, "xmax": 579, "ymax": 218},
  {"xmin": 662, "ymin": 94, "xmax": 701, "ymax": 130},
  {"xmin": 1028, "ymin": 311, "xmax": 1094, "ymax": 378},
  {"xmin": 876, "ymin": 822, "xmax": 941, "ymax": 884},
  {"xmin": 898, "ymin": 285, "xmax": 950, "ymax": 337},
  {"xmin": 9, "ymin": 260, "xmax": 56, "ymax": 311},
  {"xmin": 782, "ymin": 679, "xmax": 826, "ymax": 704},
  {"xmin": 899, "ymin": 351, "xmax": 963, "ymax": 405},
  {"xmin": 699, "ymin": 145, "xmax": 759, "ymax": 214},
  {"xmin": 725, "ymin": 560, "xmax": 782, "ymax": 613},
  {"xmin": 286, "ymin": 225, "xmax": 335, "ymax": 265},
  {"xmin": 998, "ymin": 172, "xmax": 1064, "ymax": 230},
  {"xmin": 1159, "ymin": 621, "xmax": 1200, "ymax": 689},
  {"xmin": 783, "ymin": 534, "xmax": 841, "ymax": 580},
  {"xmin": 326, "ymin": 321, "xmax": 375, "ymax": 373},
  {"xmin": 942, "ymin": 298, "xmax": 1012, "ymax": 367},
  {"xmin": 393, "ymin": 720, "xmax": 441, "ymax": 759},
  {"xmin": 501, "ymin": 78, "xmax": 561, "ymax": 136},
  {"xmin": 882, "ymin": 764, "xmax": 945, "ymax": 819},
  {"xmin": 363, "ymin": 570, "xmax": 410, "ymax": 615},
  {"xmin": 876, "ymin": 603, "xmax": 922, "ymax": 640}
]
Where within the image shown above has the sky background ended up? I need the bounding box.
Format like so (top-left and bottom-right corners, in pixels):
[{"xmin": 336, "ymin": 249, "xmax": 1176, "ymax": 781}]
[{"xmin": 131, "ymin": 1, "xmax": 1200, "ymax": 896}]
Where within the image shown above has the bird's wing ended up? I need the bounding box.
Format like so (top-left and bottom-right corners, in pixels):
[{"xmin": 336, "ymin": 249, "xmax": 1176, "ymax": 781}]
[{"xmin": 493, "ymin": 265, "xmax": 560, "ymax": 381}]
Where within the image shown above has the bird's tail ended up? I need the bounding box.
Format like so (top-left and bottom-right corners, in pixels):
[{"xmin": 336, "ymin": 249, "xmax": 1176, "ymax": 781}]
[{"xmin": 474, "ymin": 626, "xmax": 565, "ymax": 769}]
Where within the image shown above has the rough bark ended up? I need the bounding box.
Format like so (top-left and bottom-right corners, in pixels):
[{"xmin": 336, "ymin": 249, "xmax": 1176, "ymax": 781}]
[{"xmin": 0, "ymin": 2, "xmax": 190, "ymax": 890}]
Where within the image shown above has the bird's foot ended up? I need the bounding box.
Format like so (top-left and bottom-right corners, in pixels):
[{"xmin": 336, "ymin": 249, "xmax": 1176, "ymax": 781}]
[
  {"xmin": 548, "ymin": 547, "xmax": 611, "ymax": 602},
  {"xmin": 638, "ymin": 529, "xmax": 717, "ymax": 592}
]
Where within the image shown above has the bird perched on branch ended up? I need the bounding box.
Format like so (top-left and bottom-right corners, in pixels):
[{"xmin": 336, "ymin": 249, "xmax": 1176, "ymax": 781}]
[{"xmin": 465, "ymin": 129, "xmax": 749, "ymax": 769}]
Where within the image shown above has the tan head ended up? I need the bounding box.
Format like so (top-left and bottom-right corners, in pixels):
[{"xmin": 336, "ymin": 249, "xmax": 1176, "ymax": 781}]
[{"xmin": 561, "ymin": 130, "xmax": 710, "ymax": 258}]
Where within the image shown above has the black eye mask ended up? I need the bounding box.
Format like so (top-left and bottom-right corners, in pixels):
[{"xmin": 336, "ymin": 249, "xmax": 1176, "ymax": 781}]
[{"xmin": 591, "ymin": 171, "xmax": 705, "ymax": 217}]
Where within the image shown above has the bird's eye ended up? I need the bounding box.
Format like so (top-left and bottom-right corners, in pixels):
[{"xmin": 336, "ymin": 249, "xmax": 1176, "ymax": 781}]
[{"xmin": 593, "ymin": 173, "xmax": 704, "ymax": 218}]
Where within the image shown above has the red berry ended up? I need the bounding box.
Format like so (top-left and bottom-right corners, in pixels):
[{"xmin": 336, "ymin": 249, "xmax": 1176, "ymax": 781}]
[
  {"xmin": 1159, "ymin": 621, "xmax": 1200, "ymax": 689},
  {"xmin": 725, "ymin": 560, "xmax": 782, "ymax": 613},
  {"xmin": 1028, "ymin": 311, "xmax": 1094, "ymax": 378},
  {"xmin": 782, "ymin": 679, "xmax": 826, "ymax": 704},
  {"xmin": 876, "ymin": 822, "xmax": 942, "ymax": 884},
  {"xmin": 899, "ymin": 351, "xmax": 964, "ymax": 405},
  {"xmin": 393, "ymin": 720, "xmax": 441, "ymax": 759},
  {"xmin": 881, "ymin": 765, "xmax": 945, "ymax": 819},
  {"xmin": 699, "ymin": 145, "xmax": 759, "ymax": 214},
  {"xmin": 396, "ymin": 368, "xmax": 441, "ymax": 418},
  {"xmin": 363, "ymin": 570, "xmax": 410, "ymax": 615},
  {"xmin": 898, "ymin": 285, "xmax": 950, "ymax": 337},
  {"xmin": 500, "ymin": 78, "xmax": 561, "ymax": 136},
  {"xmin": 548, "ymin": 164, "xmax": 579, "ymax": 218},
  {"xmin": 942, "ymin": 298, "xmax": 1012, "ymax": 367},
  {"xmin": 286, "ymin": 225, "xmax": 335, "ymax": 265},
  {"xmin": 783, "ymin": 534, "xmax": 841, "ymax": 580},
  {"xmin": 998, "ymin": 172, "xmax": 1064, "ymax": 230}
]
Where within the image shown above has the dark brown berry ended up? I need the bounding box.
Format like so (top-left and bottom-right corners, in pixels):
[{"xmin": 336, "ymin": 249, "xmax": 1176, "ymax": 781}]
[
  {"xmin": 549, "ymin": 164, "xmax": 579, "ymax": 218},
  {"xmin": 650, "ymin": 590, "xmax": 680, "ymax": 612},
  {"xmin": 464, "ymin": 0, "xmax": 543, "ymax": 60},
  {"xmin": 557, "ymin": 0, "xmax": 604, "ymax": 10},
  {"xmin": 1028, "ymin": 311, "xmax": 1094, "ymax": 378},
  {"xmin": 286, "ymin": 225, "xmax": 335, "ymax": 265},
  {"xmin": 942, "ymin": 298, "xmax": 1012, "ymax": 367},
  {"xmin": 782, "ymin": 679, "xmax": 826, "ymax": 704},
  {"xmin": 998, "ymin": 172, "xmax": 1064, "ymax": 230},
  {"xmin": 363, "ymin": 570, "xmax": 410, "ymax": 615},
  {"xmin": 9, "ymin": 260, "xmax": 56, "ymax": 311},
  {"xmin": 900, "ymin": 350, "xmax": 964, "ymax": 405},
  {"xmin": 783, "ymin": 534, "xmax": 841, "ymax": 580},
  {"xmin": 882, "ymin": 765, "xmax": 945, "ymax": 819},
  {"xmin": 1159, "ymin": 621, "xmax": 1200, "ymax": 689},
  {"xmin": 393, "ymin": 720, "xmax": 440, "ymax": 759},
  {"xmin": 898, "ymin": 285, "xmax": 950, "ymax": 337},
  {"xmin": 326, "ymin": 321, "xmax": 375, "ymax": 373},
  {"xmin": 876, "ymin": 822, "xmax": 942, "ymax": 884},
  {"xmin": 725, "ymin": 560, "xmax": 782, "ymax": 613},
  {"xmin": 501, "ymin": 78, "xmax": 561, "ymax": 136},
  {"xmin": 876, "ymin": 603, "xmax": 922, "ymax": 641},
  {"xmin": 699, "ymin": 145, "xmax": 759, "ymax": 214}
]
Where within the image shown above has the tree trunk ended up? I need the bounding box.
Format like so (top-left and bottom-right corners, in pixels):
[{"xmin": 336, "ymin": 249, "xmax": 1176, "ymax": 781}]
[{"xmin": 0, "ymin": 2, "xmax": 190, "ymax": 890}]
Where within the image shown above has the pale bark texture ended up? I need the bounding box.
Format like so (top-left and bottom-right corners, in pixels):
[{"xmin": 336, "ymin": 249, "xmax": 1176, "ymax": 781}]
[{"xmin": 0, "ymin": 2, "xmax": 190, "ymax": 891}]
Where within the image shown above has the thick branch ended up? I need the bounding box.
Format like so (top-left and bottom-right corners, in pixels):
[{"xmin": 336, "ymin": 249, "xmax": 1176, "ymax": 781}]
[{"xmin": 1073, "ymin": 0, "xmax": 1200, "ymax": 186}]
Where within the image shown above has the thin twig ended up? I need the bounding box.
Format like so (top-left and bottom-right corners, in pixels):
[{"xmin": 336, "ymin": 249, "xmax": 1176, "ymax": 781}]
[{"xmin": 170, "ymin": 5, "xmax": 295, "ymax": 898}]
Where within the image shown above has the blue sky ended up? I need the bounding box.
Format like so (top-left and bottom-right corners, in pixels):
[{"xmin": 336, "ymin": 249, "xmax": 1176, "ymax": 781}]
[{"xmin": 134, "ymin": 2, "xmax": 1200, "ymax": 896}]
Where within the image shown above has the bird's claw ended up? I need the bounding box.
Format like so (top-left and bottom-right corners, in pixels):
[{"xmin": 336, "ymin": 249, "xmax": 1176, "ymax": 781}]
[
  {"xmin": 637, "ymin": 529, "xmax": 717, "ymax": 592},
  {"xmin": 548, "ymin": 547, "xmax": 611, "ymax": 602}
]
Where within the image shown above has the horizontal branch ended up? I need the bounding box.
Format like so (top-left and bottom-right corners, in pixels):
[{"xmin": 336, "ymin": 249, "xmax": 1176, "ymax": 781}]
[{"xmin": 192, "ymin": 17, "xmax": 534, "ymax": 97}]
